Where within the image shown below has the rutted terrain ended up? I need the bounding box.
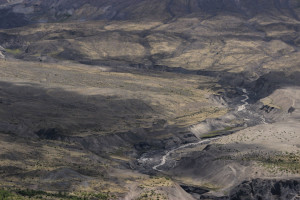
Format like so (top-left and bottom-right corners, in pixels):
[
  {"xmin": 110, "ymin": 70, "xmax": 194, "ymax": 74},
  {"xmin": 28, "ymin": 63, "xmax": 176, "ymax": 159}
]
[{"xmin": 0, "ymin": 0, "xmax": 300, "ymax": 199}]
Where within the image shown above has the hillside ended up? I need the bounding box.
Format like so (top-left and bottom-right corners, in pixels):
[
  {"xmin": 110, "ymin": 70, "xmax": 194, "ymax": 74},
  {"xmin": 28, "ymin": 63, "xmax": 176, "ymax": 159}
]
[
  {"xmin": 0, "ymin": 0, "xmax": 299, "ymax": 199},
  {"xmin": 1, "ymin": 0, "xmax": 300, "ymax": 28}
]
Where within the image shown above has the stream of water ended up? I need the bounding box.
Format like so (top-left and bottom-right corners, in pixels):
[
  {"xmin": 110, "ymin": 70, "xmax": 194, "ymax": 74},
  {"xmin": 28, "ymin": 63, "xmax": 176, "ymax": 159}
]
[
  {"xmin": 152, "ymin": 88, "xmax": 252, "ymax": 171},
  {"xmin": 237, "ymin": 88, "xmax": 249, "ymax": 112},
  {"xmin": 152, "ymin": 138, "xmax": 218, "ymax": 171}
]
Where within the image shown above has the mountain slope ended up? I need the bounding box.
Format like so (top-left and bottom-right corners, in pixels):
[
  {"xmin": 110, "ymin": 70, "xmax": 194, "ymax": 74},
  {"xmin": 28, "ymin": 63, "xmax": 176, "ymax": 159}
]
[
  {"xmin": 0, "ymin": 0, "xmax": 300, "ymax": 28},
  {"xmin": 0, "ymin": 0, "xmax": 300, "ymax": 199}
]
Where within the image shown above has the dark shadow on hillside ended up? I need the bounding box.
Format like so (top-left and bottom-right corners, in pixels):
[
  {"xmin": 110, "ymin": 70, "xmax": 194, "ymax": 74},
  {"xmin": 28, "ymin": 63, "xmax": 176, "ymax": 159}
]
[
  {"xmin": 248, "ymin": 71, "xmax": 300, "ymax": 100},
  {"xmin": 0, "ymin": 80, "xmax": 200, "ymax": 158},
  {"xmin": 122, "ymin": 64, "xmax": 300, "ymax": 104},
  {"xmin": 0, "ymin": 8, "xmax": 29, "ymax": 29},
  {"xmin": 0, "ymin": 81, "xmax": 155, "ymax": 138}
]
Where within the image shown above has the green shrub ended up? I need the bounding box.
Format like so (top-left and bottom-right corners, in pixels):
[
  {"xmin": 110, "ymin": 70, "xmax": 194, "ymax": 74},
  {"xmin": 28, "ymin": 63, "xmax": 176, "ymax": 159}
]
[{"xmin": 0, "ymin": 190, "xmax": 12, "ymax": 200}]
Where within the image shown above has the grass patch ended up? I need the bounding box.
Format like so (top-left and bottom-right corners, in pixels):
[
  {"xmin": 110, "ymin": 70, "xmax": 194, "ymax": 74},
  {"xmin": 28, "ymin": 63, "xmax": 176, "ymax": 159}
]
[
  {"xmin": 200, "ymin": 127, "xmax": 234, "ymax": 139},
  {"xmin": 0, "ymin": 189, "xmax": 112, "ymax": 200},
  {"xmin": 242, "ymin": 152, "xmax": 300, "ymax": 174},
  {"xmin": 0, "ymin": 190, "xmax": 12, "ymax": 200},
  {"xmin": 5, "ymin": 49, "xmax": 22, "ymax": 55},
  {"xmin": 201, "ymin": 133, "xmax": 221, "ymax": 139},
  {"xmin": 173, "ymin": 108, "xmax": 228, "ymax": 127}
]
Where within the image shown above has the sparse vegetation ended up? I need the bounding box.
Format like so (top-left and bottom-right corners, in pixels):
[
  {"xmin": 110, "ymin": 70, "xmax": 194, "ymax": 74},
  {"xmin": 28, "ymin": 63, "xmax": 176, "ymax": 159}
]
[
  {"xmin": 201, "ymin": 127, "xmax": 234, "ymax": 139},
  {"xmin": 244, "ymin": 153, "xmax": 300, "ymax": 174},
  {"xmin": 0, "ymin": 189, "xmax": 111, "ymax": 200},
  {"xmin": 5, "ymin": 49, "xmax": 21, "ymax": 55},
  {"xmin": 0, "ymin": 0, "xmax": 300, "ymax": 199},
  {"xmin": 0, "ymin": 190, "xmax": 12, "ymax": 200}
]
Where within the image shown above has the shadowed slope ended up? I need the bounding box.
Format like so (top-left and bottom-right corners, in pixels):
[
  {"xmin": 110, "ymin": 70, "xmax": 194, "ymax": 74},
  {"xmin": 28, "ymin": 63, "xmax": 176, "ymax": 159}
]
[{"xmin": 0, "ymin": 0, "xmax": 300, "ymax": 28}]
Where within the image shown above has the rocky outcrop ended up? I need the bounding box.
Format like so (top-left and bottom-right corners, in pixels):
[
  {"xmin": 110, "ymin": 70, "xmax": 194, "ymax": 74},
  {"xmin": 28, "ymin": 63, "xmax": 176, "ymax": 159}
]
[
  {"xmin": 200, "ymin": 179, "xmax": 300, "ymax": 200},
  {"xmin": 0, "ymin": 45, "xmax": 5, "ymax": 59},
  {"xmin": 229, "ymin": 179, "xmax": 300, "ymax": 200},
  {"xmin": 0, "ymin": 51, "xmax": 4, "ymax": 59},
  {"xmin": 180, "ymin": 184, "xmax": 209, "ymax": 199}
]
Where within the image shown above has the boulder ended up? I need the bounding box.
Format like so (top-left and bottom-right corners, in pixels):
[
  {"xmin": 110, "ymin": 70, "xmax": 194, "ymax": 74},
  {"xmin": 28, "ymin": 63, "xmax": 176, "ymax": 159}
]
[
  {"xmin": 0, "ymin": 45, "xmax": 5, "ymax": 52},
  {"xmin": 0, "ymin": 51, "xmax": 5, "ymax": 59}
]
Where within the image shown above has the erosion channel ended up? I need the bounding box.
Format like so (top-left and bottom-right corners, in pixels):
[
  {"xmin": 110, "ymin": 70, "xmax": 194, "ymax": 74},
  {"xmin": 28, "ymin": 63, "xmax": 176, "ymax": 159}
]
[{"xmin": 137, "ymin": 87, "xmax": 266, "ymax": 197}]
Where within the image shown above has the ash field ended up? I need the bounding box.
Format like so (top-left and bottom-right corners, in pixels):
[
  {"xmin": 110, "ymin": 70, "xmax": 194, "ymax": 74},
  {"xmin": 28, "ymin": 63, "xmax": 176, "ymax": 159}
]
[{"xmin": 0, "ymin": 0, "xmax": 300, "ymax": 199}]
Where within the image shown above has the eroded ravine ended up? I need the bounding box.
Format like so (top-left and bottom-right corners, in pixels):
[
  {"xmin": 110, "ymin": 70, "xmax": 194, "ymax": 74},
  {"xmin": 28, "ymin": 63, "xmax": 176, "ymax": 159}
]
[
  {"xmin": 139, "ymin": 88, "xmax": 258, "ymax": 172},
  {"xmin": 152, "ymin": 138, "xmax": 218, "ymax": 171}
]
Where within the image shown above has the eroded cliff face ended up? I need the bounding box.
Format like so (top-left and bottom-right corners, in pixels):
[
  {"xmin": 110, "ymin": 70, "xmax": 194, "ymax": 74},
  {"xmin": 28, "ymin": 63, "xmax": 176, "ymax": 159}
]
[
  {"xmin": 200, "ymin": 179, "xmax": 300, "ymax": 200},
  {"xmin": 229, "ymin": 179, "xmax": 300, "ymax": 200}
]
